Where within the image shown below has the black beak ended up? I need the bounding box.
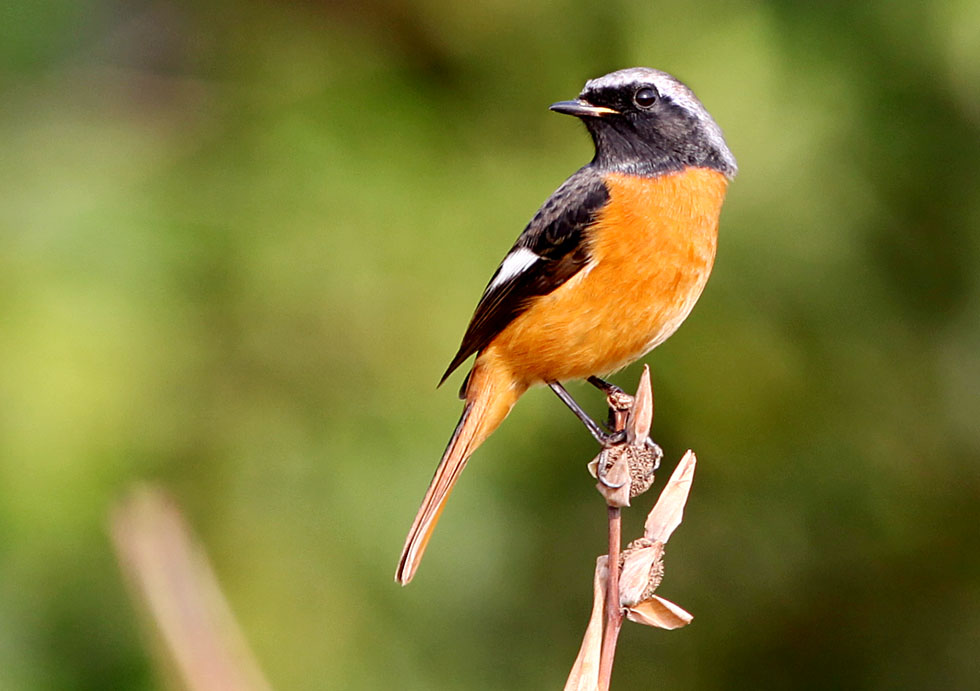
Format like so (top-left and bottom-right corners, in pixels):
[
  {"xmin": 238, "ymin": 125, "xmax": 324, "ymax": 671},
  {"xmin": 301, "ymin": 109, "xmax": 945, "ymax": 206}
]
[{"xmin": 549, "ymin": 100, "xmax": 619, "ymax": 118}]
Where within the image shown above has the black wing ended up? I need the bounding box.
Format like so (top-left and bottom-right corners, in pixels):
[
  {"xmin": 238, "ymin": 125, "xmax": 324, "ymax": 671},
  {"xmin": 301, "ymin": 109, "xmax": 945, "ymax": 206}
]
[{"xmin": 440, "ymin": 167, "xmax": 609, "ymax": 387}]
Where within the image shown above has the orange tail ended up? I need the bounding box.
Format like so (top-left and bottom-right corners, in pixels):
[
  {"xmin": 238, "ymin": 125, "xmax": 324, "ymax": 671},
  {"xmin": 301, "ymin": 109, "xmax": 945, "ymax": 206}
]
[{"xmin": 396, "ymin": 356, "xmax": 525, "ymax": 585}]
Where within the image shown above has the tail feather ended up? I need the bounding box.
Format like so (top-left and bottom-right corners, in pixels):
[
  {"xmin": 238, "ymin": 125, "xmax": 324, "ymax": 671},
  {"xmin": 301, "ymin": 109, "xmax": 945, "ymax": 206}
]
[{"xmin": 395, "ymin": 360, "xmax": 523, "ymax": 585}]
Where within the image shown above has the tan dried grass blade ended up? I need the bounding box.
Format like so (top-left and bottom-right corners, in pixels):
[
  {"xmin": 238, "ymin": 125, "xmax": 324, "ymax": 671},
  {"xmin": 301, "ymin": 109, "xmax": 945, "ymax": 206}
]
[
  {"xmin": 111, "ymin": 486, "xmax": 272, "ymax": 691},
  {"xmin": 564, "ymin": 557, "xmax": 608, "ymax": 691}
]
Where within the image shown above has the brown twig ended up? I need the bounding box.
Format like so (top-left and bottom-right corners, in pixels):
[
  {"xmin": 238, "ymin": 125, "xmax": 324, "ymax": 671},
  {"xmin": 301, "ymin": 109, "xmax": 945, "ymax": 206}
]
[
  {"xmin": 597, "ymin": 394, "xmax": 632, "ymax": 691},
  {"xmin": 566, "ymin": 404, "xmax": 696, "ymax": 691},
  {"xmin": 566, "ymin": 366, "xmax": 668, "ymax": 691},
  {"xmin": 598, "ymin": 504, "xmax": 624, "ymax": 691}
]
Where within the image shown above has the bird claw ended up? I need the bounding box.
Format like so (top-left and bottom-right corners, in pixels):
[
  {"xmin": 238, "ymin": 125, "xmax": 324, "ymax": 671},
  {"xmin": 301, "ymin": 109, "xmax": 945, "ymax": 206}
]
[
  {"xmin": 593, "ymin": 433, "xmax": 662, "ymax": 493},
  {"xmin": 597, "ymin": 458, "xmax": 629, "ymax": 489},
  {"xmin": 600, "ymin": 429, "xmax": 627, "ymax": 448}
]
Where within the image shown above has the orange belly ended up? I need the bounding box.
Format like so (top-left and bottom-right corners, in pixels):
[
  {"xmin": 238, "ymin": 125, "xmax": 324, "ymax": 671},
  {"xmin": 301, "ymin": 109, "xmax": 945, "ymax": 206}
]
[{"xmin": 483, "ymin": 167, "xmax": 728, "ymax": 385}]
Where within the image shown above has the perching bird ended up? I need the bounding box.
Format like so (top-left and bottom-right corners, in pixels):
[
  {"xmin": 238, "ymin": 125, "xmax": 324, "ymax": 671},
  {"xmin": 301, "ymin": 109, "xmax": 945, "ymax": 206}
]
[{"xmin": 396, "ymin": 67, "xmax": 737, "ymax": 584}]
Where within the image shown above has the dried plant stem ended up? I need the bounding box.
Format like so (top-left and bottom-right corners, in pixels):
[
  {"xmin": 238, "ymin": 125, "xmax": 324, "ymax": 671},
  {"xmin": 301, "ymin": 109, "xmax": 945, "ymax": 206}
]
[
  {"xmin": 566, "ymin": 370, "xmax": 694, "ymax": 690},
  {"xmin": 598, "ymin": 505, "xmax": 623, "ymax": 691},
  {"xmin": 597, "ymin": 403, "xmax": 631, "ymax": 690}
]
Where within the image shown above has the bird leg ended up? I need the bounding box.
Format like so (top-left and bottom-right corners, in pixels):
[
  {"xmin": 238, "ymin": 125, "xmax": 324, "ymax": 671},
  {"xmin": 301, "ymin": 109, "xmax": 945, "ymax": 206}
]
[
  {"xmin": 548, "ymin": 381, "xmax": 626, "ymax": 448},
  {"xmin": 586, "ymin": 375, "xmax": 625, "ymax": 396},
  {"xmin": 548, "ymin": 379, "xmax": 664, "ymax": 485}
]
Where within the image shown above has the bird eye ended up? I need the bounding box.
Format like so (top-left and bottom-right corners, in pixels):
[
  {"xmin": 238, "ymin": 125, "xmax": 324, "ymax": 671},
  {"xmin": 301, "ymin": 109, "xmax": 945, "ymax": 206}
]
[{"xmin": 634, "ymin": 87, "xmax": 658, "ymax": 108}]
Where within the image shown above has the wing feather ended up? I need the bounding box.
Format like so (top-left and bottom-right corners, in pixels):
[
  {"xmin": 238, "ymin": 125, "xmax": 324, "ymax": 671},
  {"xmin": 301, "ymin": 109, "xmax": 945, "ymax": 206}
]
[{"xmin": 440, "ymin": 168, "xmax": 609, "ymax": 387}]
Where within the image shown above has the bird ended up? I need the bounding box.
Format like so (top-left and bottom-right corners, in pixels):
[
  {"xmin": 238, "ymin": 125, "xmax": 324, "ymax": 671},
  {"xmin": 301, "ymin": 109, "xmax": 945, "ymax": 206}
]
[{"xmin": 396, "ymin": 67, "xmax": 737, "ymax": 585}]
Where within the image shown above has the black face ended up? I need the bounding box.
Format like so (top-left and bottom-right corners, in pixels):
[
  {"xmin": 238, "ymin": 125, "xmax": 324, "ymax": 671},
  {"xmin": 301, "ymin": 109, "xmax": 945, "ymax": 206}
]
[
  {"xmin": 582, "ymin": 82, "xmax": 665, "ymax": 115},
  {"xmin": 560, "ymin": 69, "xmax": 737, "ymax": 179}
]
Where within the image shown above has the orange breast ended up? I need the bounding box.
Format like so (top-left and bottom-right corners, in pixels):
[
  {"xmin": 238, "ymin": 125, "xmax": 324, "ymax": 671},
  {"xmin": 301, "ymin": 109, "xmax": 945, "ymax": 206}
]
[{"xmin": 483, "ymin": 167, "xmax": 729, "ymax": 385}]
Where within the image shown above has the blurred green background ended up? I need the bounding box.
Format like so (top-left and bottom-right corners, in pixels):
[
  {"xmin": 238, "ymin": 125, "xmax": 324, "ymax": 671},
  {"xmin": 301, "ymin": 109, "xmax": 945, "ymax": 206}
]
[{"xmin": 2, "ymin": 0, "xmax": 980, "ymax": 688}]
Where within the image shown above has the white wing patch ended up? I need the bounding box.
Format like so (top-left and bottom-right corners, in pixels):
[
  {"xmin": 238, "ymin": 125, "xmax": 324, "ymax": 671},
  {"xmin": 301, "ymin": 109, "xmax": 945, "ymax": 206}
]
[{"xmin": 488, "ymin": 247, "xmax": 539, "ymax": 291}]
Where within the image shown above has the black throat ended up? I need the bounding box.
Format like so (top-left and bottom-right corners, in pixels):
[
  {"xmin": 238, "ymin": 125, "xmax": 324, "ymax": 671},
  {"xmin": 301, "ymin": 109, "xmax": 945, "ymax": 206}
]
[{"xmin": 583, "ymin": 112, "xmax": 736, "ymax": 179}]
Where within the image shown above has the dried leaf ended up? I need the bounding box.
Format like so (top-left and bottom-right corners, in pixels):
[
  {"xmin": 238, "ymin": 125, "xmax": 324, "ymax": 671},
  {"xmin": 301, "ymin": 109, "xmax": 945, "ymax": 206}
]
[
  {"xmin": 564, "ymin": 557, "xmax": 608, "ymax": 691},
  {"xmin": 626, "ymin": 365, "xmax": 653, "ymax": 445},
  {"xmin": 626, "ymin": 595, "xmax": 693, "ymax": 630},
  {"xmin": 618, "ymin": 545, "xmax": 663, "ymax": 608},
  {"xmin": 643, "ymin": 450, "xmax": 696, "ymax": 544}
]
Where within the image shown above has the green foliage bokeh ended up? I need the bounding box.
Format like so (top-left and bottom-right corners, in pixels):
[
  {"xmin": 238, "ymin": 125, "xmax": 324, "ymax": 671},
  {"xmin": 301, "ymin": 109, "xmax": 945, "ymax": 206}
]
[{"xmin": 1, "ymin": 1, "xmax": 979, "ymax": 688}]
